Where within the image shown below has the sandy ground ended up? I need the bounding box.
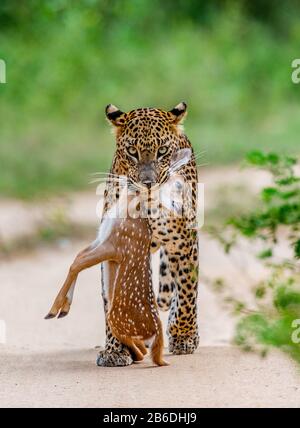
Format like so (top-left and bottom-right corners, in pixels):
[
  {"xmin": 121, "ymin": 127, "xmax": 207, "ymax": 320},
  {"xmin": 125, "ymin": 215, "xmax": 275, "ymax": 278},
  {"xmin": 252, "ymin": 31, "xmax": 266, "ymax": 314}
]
[
  {"xmin": 0, "ymin": 167, "xmax": 299, "ymax": 408},
  {"xmin": 1, "ymin": 347, "xmax": 299, "ymax": 408}
]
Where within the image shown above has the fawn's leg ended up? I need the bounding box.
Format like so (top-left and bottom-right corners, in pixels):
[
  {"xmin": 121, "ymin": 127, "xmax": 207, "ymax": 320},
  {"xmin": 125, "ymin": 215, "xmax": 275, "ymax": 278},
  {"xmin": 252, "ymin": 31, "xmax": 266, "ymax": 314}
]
[
  {"xmin": 45, "ymin": 241, "xmax": 118, "ymax": 319},
  {"xmin": 134, "ymin": 339, "xmax": 147, "ymax": 356},
  {"xmin": 54, "ymin": 279, "xmax": 76, "ymax": 318},
  {"xmin": 115, "ymin": 336, "xmax": 144, "ymax": 362},
  {"xmin": 151, "ymin": 319, "xmax": 169, "ymax": 366}
]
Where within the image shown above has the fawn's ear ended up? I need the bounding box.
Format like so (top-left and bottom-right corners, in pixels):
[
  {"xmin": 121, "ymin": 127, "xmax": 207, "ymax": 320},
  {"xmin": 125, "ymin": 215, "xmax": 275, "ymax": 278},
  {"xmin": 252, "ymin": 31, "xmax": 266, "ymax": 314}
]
[
  {"xmin": 170, "ymin": 148, "xmax": 192, "ymax": 171},
  {"xmin": 168, "ymin": 102, "xmax": 187, "ymax": 125},
  {"xmin": 105, "ymin": 104, "xmax": 125, "ymax": 126}
]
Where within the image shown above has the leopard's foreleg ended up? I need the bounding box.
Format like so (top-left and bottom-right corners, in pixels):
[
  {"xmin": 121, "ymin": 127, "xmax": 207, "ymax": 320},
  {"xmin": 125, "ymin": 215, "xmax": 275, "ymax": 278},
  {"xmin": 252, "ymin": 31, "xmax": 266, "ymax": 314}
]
[
  {"xmin": 157, "ymin": 248, "xmax": 175, "ymax": 311},
  {"xmin": 96, "ymin": 262, "xmax": 133, "ymax": 367}
]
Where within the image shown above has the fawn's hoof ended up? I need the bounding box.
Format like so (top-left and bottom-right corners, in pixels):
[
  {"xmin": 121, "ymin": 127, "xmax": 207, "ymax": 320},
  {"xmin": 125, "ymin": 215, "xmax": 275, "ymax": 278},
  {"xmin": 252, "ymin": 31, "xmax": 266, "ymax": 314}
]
[
  {"xmin": 57, "ymin": 311, "xmax": 68, "ymax": 318},
  {"xmin": 44, "ymin": 313, "xmax": 55, "ymax": 320},
  {"xmin": 96, "ymin": 349, "xmax": 133, "ymax": 367},
  {"xmin": 154, "ymin": 359, "xmax": 169, "ymax": 367},
  {"xmin": 169, "ymin": 334, "xmax": 199, "ymax": 355}
]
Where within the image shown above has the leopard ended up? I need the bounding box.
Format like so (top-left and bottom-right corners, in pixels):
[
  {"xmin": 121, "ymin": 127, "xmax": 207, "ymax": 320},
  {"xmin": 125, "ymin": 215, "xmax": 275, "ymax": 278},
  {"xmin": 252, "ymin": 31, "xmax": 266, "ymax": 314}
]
[{"xmin": 96, "ymin": 102, "xmax": 199, "ymax": 367}]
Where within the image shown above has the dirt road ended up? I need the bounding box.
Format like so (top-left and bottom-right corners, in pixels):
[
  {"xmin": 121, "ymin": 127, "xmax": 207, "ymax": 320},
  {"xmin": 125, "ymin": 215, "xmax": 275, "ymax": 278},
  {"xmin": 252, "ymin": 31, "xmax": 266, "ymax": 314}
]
[
  {"xmin": 0, "ymin": 167, "xmax": 299, "ymax": 407},
  {"xmin": 1, "ymin": 346, "xmax": 298, "ymax": 408}
]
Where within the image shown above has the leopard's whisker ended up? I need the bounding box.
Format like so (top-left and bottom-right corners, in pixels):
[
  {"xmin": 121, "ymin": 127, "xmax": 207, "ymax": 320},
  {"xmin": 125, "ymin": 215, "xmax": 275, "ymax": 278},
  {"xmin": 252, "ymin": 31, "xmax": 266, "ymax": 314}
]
[
  {"xmin": 90, "ymin": 171, "xmax": 121, "ymax": 177},
  {"xmin": 90, "ymin": 172, "xmax": 124, "ymax": 181},
  {"xmin": 192, "ymin": 150, "xmax": 207, "ymax": 159},
  {"xmin": 89, "ymin": 177, "xmax": 126, "ymax": 185},
  {"xmin": 196, "ymin": 161, "xmax": 209, "ymax": 168}
]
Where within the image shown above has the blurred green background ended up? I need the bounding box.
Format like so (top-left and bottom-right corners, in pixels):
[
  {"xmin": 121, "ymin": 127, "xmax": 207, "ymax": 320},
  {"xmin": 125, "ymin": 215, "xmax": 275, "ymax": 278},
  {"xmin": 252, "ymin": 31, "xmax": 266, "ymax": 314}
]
[{"xmin": 1, "ymin": 0, "xmax": 300, "ymax": 199}]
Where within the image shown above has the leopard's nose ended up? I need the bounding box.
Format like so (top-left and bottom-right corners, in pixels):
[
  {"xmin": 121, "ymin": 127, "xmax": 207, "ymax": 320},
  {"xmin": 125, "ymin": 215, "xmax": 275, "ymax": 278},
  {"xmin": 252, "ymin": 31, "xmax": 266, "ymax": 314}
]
[{"xmin": 139, "ymin": 167, "xmax": 157, "ymax": 188}]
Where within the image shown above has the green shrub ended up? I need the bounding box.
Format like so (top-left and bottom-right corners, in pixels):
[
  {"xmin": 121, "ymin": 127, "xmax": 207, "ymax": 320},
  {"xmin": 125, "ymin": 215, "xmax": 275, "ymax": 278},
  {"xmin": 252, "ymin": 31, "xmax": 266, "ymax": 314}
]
[{"xmin": 210, "ymin": 151, "xmax": 300, "ymax": 363}]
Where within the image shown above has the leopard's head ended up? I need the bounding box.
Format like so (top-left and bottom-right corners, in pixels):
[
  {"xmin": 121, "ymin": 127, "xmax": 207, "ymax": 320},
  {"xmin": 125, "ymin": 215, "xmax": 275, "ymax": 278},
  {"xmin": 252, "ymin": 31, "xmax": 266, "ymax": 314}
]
[{"xmin": 105, "ymin": 102, "xmax": 189, "ymax": 188}]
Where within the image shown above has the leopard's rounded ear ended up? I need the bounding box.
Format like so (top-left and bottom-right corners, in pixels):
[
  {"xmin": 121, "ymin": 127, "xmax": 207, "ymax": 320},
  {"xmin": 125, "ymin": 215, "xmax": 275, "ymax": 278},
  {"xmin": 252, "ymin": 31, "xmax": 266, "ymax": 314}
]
[
  {"xmin": 168, "ymin": 101, "xmax": 187, "ymax": 124},
  {"xmin": 105, "ymin": 104, "xmax": 125, "ymax": 126}
]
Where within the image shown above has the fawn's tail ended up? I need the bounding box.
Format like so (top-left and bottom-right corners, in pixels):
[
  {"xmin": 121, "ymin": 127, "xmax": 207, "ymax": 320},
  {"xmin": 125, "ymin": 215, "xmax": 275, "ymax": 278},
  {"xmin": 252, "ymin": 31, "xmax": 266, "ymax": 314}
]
[{"xmin": 151, "ymin": 318, "xmax": 169, "ymax": 366}]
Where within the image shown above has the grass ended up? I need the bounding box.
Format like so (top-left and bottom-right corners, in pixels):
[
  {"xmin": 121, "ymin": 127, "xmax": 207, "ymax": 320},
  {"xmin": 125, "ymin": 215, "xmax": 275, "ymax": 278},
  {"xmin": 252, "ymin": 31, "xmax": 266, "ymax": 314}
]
[{"xmin": 0, "ymin": 6, "xmax": 300, "ymax": 199}]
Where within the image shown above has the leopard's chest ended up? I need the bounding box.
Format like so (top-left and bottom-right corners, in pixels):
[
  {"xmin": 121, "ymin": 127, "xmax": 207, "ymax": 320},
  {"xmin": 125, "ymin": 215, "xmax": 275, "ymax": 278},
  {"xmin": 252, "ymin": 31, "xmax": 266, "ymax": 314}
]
[{"xmin": 148, "ymin": 217, "xmax": 191, "ymax": 254}]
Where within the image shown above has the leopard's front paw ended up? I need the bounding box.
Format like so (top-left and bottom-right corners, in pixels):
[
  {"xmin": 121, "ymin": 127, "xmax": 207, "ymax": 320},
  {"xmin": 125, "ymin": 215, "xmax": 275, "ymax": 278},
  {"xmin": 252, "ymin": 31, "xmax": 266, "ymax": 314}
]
[
  {"xmin": 168, "ymin": 334, "xmax": 199, "ymax": 355},
  {"xmin": 96, "ymin": 349, "xmax": 133, "ymax": 367}
]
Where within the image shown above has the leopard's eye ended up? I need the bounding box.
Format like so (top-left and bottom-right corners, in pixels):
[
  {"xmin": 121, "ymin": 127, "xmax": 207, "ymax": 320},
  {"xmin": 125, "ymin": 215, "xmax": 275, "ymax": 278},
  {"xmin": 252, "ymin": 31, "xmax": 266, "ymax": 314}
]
[
  {"xmin": 127, "ymin": 146, "xmax": 138, "ymax": 157},
  {"xmin": 158, "ymin": 146, "xmax": 168, "ymax": 157}
]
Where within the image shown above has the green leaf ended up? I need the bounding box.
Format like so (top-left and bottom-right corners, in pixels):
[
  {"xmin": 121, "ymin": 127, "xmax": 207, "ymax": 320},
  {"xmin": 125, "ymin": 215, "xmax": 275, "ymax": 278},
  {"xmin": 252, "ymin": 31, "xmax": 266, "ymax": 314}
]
[
  {"xmin": 257, "ymin": 248, "xmax": 273, "ymax": 259},
  {"xmin": 294, "ymin": 239, "xmax": 300, "ymax": 259},
  {"xmin": 261, "ymin": 187, "xmax": 279, "ymax": 202},
  {"xmin": 255, "ymin": 286, "xmax": 266, "ymax": 298},
  {"xmin": 246, "ymin": 151, "xmax": 267, "ymax": 166},
  {"xmin": 276, "ymin": 176, "xmax": 300, "ymax": 186},
  {"xmin": 266, "ymin": 153, "xmax": 279, "ymax": 165}
]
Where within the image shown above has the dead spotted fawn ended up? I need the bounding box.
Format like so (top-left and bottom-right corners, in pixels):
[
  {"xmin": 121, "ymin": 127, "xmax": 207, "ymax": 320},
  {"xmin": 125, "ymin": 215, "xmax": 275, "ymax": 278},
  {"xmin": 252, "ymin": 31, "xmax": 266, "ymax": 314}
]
[{"xmin": 45, "ymin": 148, "xmax": 191, "ymax": 367}]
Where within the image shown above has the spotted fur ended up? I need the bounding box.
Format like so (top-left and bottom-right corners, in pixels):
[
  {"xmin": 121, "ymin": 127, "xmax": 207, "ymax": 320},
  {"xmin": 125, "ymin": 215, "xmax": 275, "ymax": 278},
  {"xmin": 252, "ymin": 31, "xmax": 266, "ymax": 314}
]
[
  {"xmin": 97, "ymin": 103, "xmax": 199, "ymax": 367},
  {"xmin": 45, "ymin": 185, "xmax": 169, "ymax": 366}
]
